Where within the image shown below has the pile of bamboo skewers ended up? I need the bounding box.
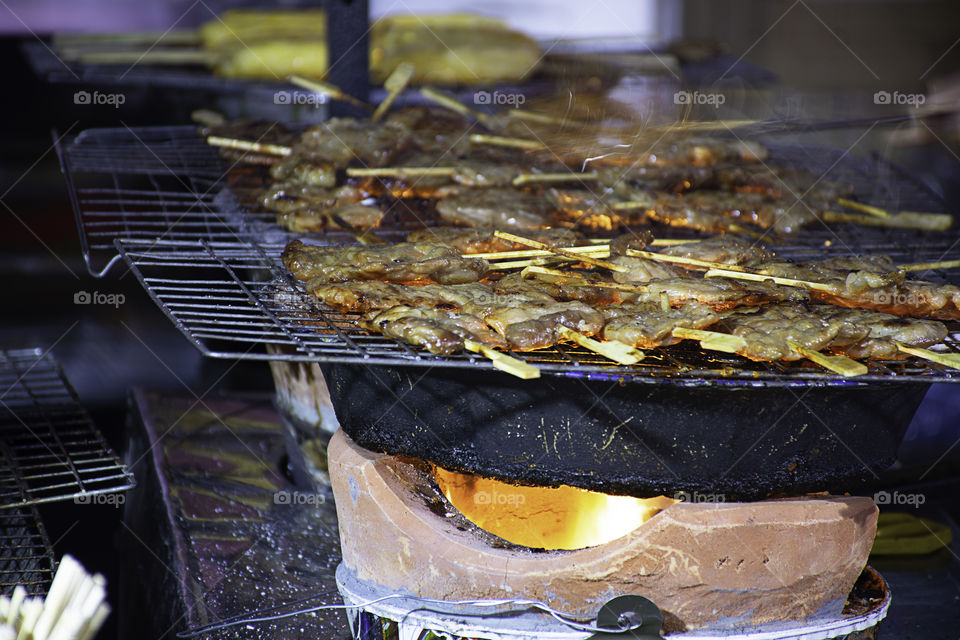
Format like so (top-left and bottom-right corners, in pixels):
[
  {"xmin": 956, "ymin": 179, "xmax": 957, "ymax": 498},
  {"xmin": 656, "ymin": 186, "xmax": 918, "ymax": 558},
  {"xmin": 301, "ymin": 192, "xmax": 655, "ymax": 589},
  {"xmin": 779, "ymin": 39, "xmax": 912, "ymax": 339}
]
[{"xmin": 0, "ymin": 555, "xmax": 110, "ymax": 640}]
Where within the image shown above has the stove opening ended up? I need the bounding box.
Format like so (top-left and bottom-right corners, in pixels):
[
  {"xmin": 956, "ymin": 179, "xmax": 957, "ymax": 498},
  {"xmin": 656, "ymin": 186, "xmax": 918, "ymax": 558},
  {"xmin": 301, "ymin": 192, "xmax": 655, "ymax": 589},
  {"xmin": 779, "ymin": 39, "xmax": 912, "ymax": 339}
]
[{"xmin": 432, "ymin": 466, "xmax": 676, "ymax": 550}]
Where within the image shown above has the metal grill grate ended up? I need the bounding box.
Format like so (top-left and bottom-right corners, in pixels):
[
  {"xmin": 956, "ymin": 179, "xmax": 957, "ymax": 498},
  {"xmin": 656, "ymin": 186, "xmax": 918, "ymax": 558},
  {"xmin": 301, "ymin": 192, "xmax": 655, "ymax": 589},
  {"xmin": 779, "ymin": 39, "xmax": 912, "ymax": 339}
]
[
  {"xmin": 60, "ymin": 125, "xmax": 960, "ymax": 386},
  {"xmin": 117, "ymin": 238, "xmax": 960, "ymax": 386},
  {"xmin": 0, "ymin": 505, "xmax": 56, "ymax": 596},
  {"xmin": 0, "ymin": 349, "xmax": 135, "ymax": 508}
]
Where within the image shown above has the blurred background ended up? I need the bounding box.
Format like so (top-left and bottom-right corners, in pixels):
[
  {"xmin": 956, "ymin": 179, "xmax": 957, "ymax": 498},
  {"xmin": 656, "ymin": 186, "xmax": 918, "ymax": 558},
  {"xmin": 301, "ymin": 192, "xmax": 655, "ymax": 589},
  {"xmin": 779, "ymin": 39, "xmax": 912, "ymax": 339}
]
[{"xmin": 0, "ymin": 1, "xmax": 958, "ymax": 637}]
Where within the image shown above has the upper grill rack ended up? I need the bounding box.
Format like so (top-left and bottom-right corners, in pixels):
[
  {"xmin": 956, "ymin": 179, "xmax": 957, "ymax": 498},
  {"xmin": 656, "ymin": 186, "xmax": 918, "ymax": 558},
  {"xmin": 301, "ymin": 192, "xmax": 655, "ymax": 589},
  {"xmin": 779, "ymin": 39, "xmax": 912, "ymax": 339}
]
[
  {"xmin": 59, "ymin": 125, "xmax": 960, "ymax": 275},
  {"xmin": 0, "ymin": 349, "xmax": 136, "ymax": 509},
  {"xmin": 61, "ymin": 124, "xmax": 960, "ymax": 385}
]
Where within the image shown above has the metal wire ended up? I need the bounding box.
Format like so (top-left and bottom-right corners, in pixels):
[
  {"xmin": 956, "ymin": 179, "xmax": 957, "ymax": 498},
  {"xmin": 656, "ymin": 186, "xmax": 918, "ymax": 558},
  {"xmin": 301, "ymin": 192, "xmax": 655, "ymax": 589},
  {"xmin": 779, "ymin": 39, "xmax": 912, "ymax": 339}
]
[
  {"xmin": 0, "ymin": 505, "xmax": 56, "ymax": 597},
  {"xmin": 0, "ymin": 349, "xmax": 136, "ymax": 509},
  {"xmin": 60, "ymin": 125, "xmax": 960, "ymax": 385}
]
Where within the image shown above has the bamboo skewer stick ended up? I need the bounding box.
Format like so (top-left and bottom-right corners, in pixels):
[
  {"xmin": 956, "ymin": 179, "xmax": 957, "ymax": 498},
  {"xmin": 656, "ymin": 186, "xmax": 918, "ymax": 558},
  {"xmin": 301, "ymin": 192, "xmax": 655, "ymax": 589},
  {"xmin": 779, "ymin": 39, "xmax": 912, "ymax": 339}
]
[
  {"xmin": 625, "ymin": 249, "xmax": 749, "ymax": 272},
  {"xmin": 787, "ymin": 341, "xmax": 868, "ymax": 377},
  {"xmin": 419, "ymin": 88, "xmax": 492, "ymax": 125},
  {"xmin": 519, "ymin": 266, "xmax": 650, "ymax": 293},
  {"xmin": 463, "ymin": 340, "xmax": 540, "ymax": 379},
  {"xmin": 506, "ymin": 109, "xmax": 592, "ymax": 129},
  {"xmin": 896, "ymin": 259, "xmax": 960, "ymax": 272},
  {"xmin": 704, "ymin": 268, "xmax": 838, "ymax": 293},
  {"xmin": 289, "ymin": 75, "xmax": 373, "ymax": 110},
  {"xmin": 511, "ymin": 172, "xmax": 599, "ymax": 186},
  {"xmin": 371, "ymin": 62, "xmax": 415, "ymax": 122},
  {"xmin": 345, "ymin": 166, "xmax": 456, "ymax": 177},
  {"xmin": 896, "ymin": 343, "xmax": 960, "ymax": 370},
  {"xmin": 494, "ymin": 230, "xmax": 628, "ymax": 272},
  {"xmin": 836, "ymin": 197, "xmax": 890, "ymax": 218},
  {"xmin": 671, "ymin": 327, "xmax": 746, "ymax": 353},
  {"xmin": 206, "ymin": 136, "xmax": 292, "ymax": 156},
  {"xmin": 822, "ymin": 210, "xmax": 952, "ymax": 231},
  {"xmin": 469, "ymin": 245, "xmax": 610, "ymax": 260},
  {"xmin": 557, "ymin": 327, "xmax": 644, "ymax": 364},
  {"xmin": 468, "ymin": 134, "xmax": 545, "ymax": 150}
]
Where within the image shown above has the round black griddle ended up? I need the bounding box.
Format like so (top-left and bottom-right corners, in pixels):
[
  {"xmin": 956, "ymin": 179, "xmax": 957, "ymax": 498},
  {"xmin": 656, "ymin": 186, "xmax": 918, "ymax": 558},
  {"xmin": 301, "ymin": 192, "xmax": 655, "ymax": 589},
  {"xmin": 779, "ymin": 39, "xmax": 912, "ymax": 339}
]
[{"xmin": 320, "ymin": 364, "xmax": 928, "ymax": 500}]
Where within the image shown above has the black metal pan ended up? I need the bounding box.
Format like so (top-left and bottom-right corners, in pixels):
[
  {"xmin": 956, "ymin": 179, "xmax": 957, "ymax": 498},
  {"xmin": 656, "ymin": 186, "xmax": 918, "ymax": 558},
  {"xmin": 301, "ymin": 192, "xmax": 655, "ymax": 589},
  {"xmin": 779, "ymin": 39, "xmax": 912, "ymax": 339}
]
[{"xmin": 319, "ymin": 363, "xmax": 928, "ymax": 500}]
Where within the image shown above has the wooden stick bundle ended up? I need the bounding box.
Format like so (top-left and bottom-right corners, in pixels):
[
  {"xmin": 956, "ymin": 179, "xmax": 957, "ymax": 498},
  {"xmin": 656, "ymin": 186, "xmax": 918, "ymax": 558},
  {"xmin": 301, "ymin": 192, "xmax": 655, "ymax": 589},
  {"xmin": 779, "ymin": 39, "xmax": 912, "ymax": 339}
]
[{"xmin": 0, "ymin": 555, "xmax": 110, "ymax": 640}]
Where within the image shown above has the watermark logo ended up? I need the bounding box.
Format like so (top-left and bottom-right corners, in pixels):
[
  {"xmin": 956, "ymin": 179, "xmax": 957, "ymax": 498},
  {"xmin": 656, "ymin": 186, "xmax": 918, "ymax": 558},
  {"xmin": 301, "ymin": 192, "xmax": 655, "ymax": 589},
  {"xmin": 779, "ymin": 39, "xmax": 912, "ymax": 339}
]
[
  {"xmin": 75, "ymin": 492, "xmax": 125, "ymax": 507},
  {"xmin": 74, "ymin": 291, "xmax": 125, "ymax": 308},
  {"xmin": 674, "ymin": 91, "xmax": 726, "ymax": 107},
  {"xmin": 273, "ymin": 91, "xmax": 325, "ymax": 107},
  {"xmin": 74, "ymin": 90, "xmax": 126, "ymax": 108},
  {"xmin": 874, "ymin": 490, "xmax": 925, "ymax": 507},
  {"xmin": 274, "ymin": 491, "xmax": 326, "ymax": 505},
  {"xmin": 674, "ymin": 491, "xmax": 726, "ymax": 504},
  {"xmin": 473, "ymin": 90, "xmax": 526, "ymax": 107},
  {"xmin": 474, "ymin": 490, "xmax": 526, "ymax": 506},
  {"xmin": 873, "ymin": 90, "xmax": 925, "ymax": 107},
  {"xmin": 874, "ymin": 291, "xmax": 926, "ymax": 307}
]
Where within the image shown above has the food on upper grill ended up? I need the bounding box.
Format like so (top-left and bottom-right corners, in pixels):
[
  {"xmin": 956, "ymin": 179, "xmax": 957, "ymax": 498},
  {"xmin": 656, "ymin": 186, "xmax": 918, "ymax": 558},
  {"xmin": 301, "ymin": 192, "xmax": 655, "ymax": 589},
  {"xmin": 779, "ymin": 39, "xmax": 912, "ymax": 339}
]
[
  {"xmin": 293, "ymin": 119, "xmax": 412, "ymax": 168},
  {"xmin": 435, "ymin": 189, "xmax": 555, "ymax": 229},
  {"xmin": 406, "ymin": 227, "xmax": 580, "ymax": 254},
  {"xmin": 600, "ymin": 301, "xmax": 722, "ymax": 348},
  {"xmin": 659, "ymin": 235, "xmax": 773, "ymax": 266},
  {"xmin": 555, "ymin": 135, "xmax": 768, "ymax": 168},
  {"xmin": 282, "ymin": 240, "xmax": 489, "ymax": 284},
  {"xmin": 719, "ymin": 303, "xmax": 948, "ymax": 362},
  {"xmin": 263, "ymin": 184, "xmax": 386, "ymax": 232},
  {"xmin": 362, "ymin": 305, "xmax": 506, "ymax": 354},
  {"xmin": 370, "ymin": 13, "xmax": 541, "ymax": 85},
  {"xmin": 197, "ymin": 9, "xmax": 329, "ymax": 50}
]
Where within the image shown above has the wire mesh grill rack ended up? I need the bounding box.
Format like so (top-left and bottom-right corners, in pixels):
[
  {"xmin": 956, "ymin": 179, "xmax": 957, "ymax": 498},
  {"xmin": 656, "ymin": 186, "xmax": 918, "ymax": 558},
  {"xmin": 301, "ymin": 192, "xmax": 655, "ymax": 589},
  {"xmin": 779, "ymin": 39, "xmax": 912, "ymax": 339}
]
[
  {"xmin": 0, "ymin": 349, "xmax": 135, "ymax": 509},
  {"xmin": 62, "ymin": 125, "xmax": 960, "ymax": 385},
  {"xmin": 116, "ymin": 237, "xmax": 960, "ymax": 386},
  {"xmin": 0, "ymin": 505, "xmax": 56, "ymax": 597}
]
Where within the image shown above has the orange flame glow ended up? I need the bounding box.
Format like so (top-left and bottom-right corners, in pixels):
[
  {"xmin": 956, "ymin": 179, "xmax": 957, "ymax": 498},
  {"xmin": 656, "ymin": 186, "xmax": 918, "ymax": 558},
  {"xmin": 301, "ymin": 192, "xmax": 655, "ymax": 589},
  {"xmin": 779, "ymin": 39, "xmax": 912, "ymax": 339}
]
[{"xmin": 433, "ymin": 466, "xmax": 676, "ymax": 550}]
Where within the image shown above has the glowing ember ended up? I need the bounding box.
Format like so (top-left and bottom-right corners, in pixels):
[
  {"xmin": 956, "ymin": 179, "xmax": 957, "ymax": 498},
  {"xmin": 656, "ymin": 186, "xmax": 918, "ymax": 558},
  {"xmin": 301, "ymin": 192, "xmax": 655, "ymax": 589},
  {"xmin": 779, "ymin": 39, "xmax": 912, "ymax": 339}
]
[{"xmin": 433, "ymin": 466, "xmax": 676, "ymax": 550}]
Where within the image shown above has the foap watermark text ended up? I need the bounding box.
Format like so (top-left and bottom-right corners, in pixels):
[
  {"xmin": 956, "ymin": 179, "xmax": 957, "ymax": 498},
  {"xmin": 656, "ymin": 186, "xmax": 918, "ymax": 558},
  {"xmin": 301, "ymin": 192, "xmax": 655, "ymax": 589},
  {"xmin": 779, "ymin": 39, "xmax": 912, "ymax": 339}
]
[
  {"xmin": 873, "ymin": 90, "xmax": 925, "ymax": 107},
  {"xmin": 274, "ymin": 490, "xmax": 326, "ymax": 505},
  {"xmin": 74, "ymin": 90, "xmax": 126, "ymax": 108},
  {"xmin": 674, "ymin": 491, "xmax": 726, "ymax": 503},
  {"xmin": 274, "ymin": 91, "xmax": 326, "ymax": 107},
  {"xmin": 474, "ymin": 90, "xmax": 525, "ymax": 107},
  {"xmin": 74, "ymin": 291, "xmax": 125, "ymax": 308},
  {"xmin": 674, "ymin": 91, "xmax": 726, "ymax": 107},
  {"xmin": 75, "ymin": 492, "xmax": 125, "ymax": 507},
  {"xmin": 874, "ymin": 490, "xmax": 925, "ymax": 508}
]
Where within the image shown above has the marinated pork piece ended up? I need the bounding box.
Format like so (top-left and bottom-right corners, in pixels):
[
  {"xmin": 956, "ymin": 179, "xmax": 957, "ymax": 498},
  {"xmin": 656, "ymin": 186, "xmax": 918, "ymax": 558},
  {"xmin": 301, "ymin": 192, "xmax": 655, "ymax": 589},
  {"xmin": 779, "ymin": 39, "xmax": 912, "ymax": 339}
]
[
  {"xmin": 282, "ymin": 240, "xmax": 489, "ymax": 284},
  {"xmin": 659, "ymin": 235, "xmax": 773, "ymax": 266},
  {"xmin": 436, "ymin": 188, "xmax": 555, "ymax": 229},
  {"xmin": 493, "ymin": 271, "xmax": 625, "ymax": 306},
  {"xmin": 306, "ymin": 281, "xmax": 508, "ymax": 313},
  {"xmin": 263, "ymin": 183, "xmax": 367, "ymax": 215},
  {"xmin": 362, "ymin": 305, "xmax": 506, "ymax": 354},
  {"xmin": 824, "ymin": 310, "xmax": 948, "ymax": 359},
  {"xmin": 720, "ymin": 303, "xmax": 948, "ymax": 361},
  {"xmin": 293, "ymin": 118, "xmax": 412, "ymax": 167},
  {"xmin": 611, "ymin": 255, "xmax": 685, "ymax": 283},
  {"xmin": 406, "ymin": 227, "xmax": 579, "ymax": 254},
  {"xmin": 721, "ymin": 303, "xmax": 859, "ymax": 361},
  {"xmin": 608, "ymin": 231, "xmax": 655, "ymax": 255},
  {"xmin": 482, "ymin": 300, "xmax": 605, "ymax": 351},
  {"xmin": 638, "ymin": 278, "xmax": 808, "ymax": 311},
  {"xmin": 601, "ymin": 301, "xmax": 721, "ymax": 348},
  {"xmin": 711, "ymin": 165, "xmax": 854, "ymax": 202}
]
